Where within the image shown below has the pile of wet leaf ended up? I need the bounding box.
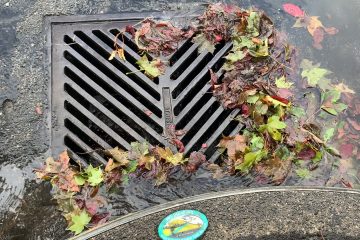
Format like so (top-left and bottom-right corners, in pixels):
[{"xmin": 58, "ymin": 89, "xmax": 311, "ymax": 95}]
[
  {"xmin": 34, "ymin": 2, "xmax": 360, "ymax": 235},
  {"xmin": 34, "ymin": 143, "xmax": 206, "ymax": 234}
]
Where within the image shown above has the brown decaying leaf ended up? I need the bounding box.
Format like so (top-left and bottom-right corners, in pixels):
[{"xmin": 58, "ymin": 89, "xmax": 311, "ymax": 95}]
[
  {"xmin": 347, "ymin": 118, "xmax": 360, "ymax": 131},
  {"xmin": 218, "ymin": 135, "xmax": 247, "ymax": 161},
  {"xmin": 104, "ymin": 147, "xmax": 129, "ymax": 166}
]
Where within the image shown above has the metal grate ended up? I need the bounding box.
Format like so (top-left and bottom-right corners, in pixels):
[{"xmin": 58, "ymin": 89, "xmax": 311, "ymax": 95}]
[{"xmin": 48, "ymin": 13, "xmax": 243, "ymax": 167}]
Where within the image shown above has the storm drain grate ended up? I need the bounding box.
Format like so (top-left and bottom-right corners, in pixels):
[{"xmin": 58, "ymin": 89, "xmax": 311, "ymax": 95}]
[{"xmin": 48, "ymin": 13, "xmax": 243, "ymax": 167}]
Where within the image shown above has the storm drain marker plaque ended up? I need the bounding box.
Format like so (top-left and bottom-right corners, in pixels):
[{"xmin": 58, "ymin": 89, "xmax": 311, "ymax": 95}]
[{"xmin": 47, "ymin": 13, "xmax": 243, "ymax": 167}]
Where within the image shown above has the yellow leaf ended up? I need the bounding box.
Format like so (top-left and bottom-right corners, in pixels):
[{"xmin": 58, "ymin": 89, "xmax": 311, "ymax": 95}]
[
  {"xmin": 307, "ymin": 16, "xmax": 324, "ymax": 36},
  {"xmin": 116, "ymin": 48, "xmax": 126, "ymax": 61},
  {"xmin": 333, "ymin": 83, "xmax": 355, "ymax": 94},
  {"xmin": 108, "ymin": 50, "xmax": 116, "ymax": 60},
  {"xmin": 105, "ymin": 158, "xmax": 122, "ymax": 172},
  {"xmin": 138, "ymin": 155, "xmax": 155, "ymax": 170},
  {"xmin": 104, "ymin": 147, "xmax": 129, "ymax": 166},
  {"xmin": 156, "ymin": 147, "xmax": 186, "ymax": 166}
]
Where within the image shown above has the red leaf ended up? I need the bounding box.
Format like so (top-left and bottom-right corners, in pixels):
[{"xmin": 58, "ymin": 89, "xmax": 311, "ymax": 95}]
[
  {"xmin": 312, "ymin": 27, "xmax": 324, "ymax": 50},
  {"xmin": 201, "ymin": 143, "xmax": 207, "ymax": 148},
  {"xmin": 324, "ymin": 27, "xmax": 339, "ymax": 35},
  {"xmin": 339, "ymin": 144, "xmax": 354, "ymax": 159},
  {"xmin": 283, "ymin": 3, "xmax": 304, "ymax": 17},
  {"xmin": 172, "ymin": 139, "xmax": 185, "ymax": 153},
  {"xmin": 341, "ymin": 178, "xmax": 353, "ymax": 189},
  {"xmin": 277, "ymin": 88, "xmax": 293, "ymax": 99},
  {"xmin": 215, "ymin": 35, "xmax": 223, "ymax": 42},
  {"xmin": 348, "ymin": 118, "xmax": 360, "ymax": 131},
  {"xmin": 209, "ymin": 69, "xmax": 218, "ymax": 90},
  {"xmin": 297, "ymin": 147, "xmax": 316, "ymax": 160},
  {"xmin": 241, "ymin": 104, "xmax": 250, "ymax": 116},
  {"xmin": 270, "ymin": 95, "xmax": 290, "ymax": 105}
]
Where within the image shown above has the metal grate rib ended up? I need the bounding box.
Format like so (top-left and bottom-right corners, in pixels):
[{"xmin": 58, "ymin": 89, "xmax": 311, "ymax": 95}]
[{"xmin": 49, "ymin": 14, "xmax": 242, "ymax": 166}]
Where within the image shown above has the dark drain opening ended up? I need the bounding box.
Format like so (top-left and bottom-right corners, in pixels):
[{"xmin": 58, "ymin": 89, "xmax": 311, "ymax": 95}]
[
  {"xmin": 169, "ymin": 38, "xmax": 194, "ymax": 66},
  {"xmin": 63, "ymin": 64, "xmax": 163, "ymax": 133},
  {"xmin": 63, "ymin": 35, "xmax": 161, "ymax": 101}
]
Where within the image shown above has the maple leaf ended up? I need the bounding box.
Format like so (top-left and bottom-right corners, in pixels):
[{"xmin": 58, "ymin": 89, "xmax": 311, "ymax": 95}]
[
  {"xmin": 193, "ymin": 33, "xmax": 216, "ymax": 54},
  {"xmin": 85, "ymin": 165, "xmax": 104, "ymax": 187},
  {"xmin": 246, "ymin": 11, "xmax": 260, "ymax": 37},
  {"xmin": 275, "ymin": 76, "xmax": 293, "ymax": 89},
  {"xmin": 157, "ymin": 147, "xmax": 186, "ymax": 166},
  {"xmin": 67, "ymin": 210, "xmax": 91, "ymax": 235},
  {"xmin": 104, "ymin": 158, "xmax": 122, "ymax": 172},
  {"xmin": 323, "ymin": 128, "xmax": 335, "ymax": 142},
  {"xmin": 295, "ymin": 168, "xmax": 311, "ymax": 179},
  {"xmin": 104, "ymin": 147, "xmax": 129, "ymax": 166},
  {"xmin": 259, "ymin": 116, "xmax": 287, "ymax": 141},
  {"xmin": 186, "ymin": 151, "xmax": 207, "ymax": 173},
  {"xmin": 300, "ymin": 59, "xmax": 331, "ymax": 90},
  {"xmin": 136, "ymin": 55, "xmax": 165, "ymax": 78},
  {"xmin": 218, "ymin": 134, "xmax": 247, "ymax": 161},
  {"xmin": 333, "ymin": 83, "xmax": 355, "ymax": 94},
  {"xmin": 236, "ymin": 150, "xmax": 267, "ymax": 173}
]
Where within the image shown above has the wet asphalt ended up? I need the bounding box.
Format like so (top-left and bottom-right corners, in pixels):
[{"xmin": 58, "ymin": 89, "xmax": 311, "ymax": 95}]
[{"xmin": 1, "ymin": 0, "xmax": 360, "ymax": 239}]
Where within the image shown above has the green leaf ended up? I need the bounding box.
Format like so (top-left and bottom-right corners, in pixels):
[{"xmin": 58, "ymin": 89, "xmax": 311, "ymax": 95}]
[
  {"xmin": 249, "ymin": 38, "xmax": 269, "ymax": 57},
  {"xmin": 74, "ymin": 175, "xmax": 85, "ymax": 186},
  {"xmin": 85, "ymin": 165, "xmax": 104, "ymax": 186},
  {"xmin": 334, "ymin": 103, "xmax": 348, "ymax": 113},
  {"xmin": 301, "ymin": 67, "xmax": 330, "ymax": 87},
  {"xmin": 267, "ymin": 116, "xmax": 287, "ymax": 129},
  {"xmin": 130, "ymin": 141, "xmax": 149, "ymax": 156},
  {"xmin": 67, "ymin": 210, "xmax": 91, "ymax": 235},
  {"xmin": 236, "ymin": 150, "xmax": 267, "ymax": 173},
  {"xmin": 250, "ymin": 135, "xmax": 264, "ymax": 150},
  {"xmin": 259, "ymin": 116, "xmax": 286, "ymax": 141},
  {"xmin": 290, "ymin": 106, "xmax": 305, "ymax": 118},
  {"xmin": 136, "ymin": 55, "xmax": 164, "ymax": 78},
  {"xmin": 254, "ymin": 101, "xmax": 268, "ymax": 115},
  {"xmin": 246, "ymin": 11, "xmax": 260, "ymax": 37},
  {"xmin": 323, "ymin": 128, "xmax": 335, "ymax": 142},
  {"xmin": 275, "ymin": 76, "xmax": 293, "ymax": 89},
  {"xmin": 295, "ymin": 168, "xmax": 311, "ymax": 179},
  {"xmin": 225, "ymin": 50, "xmax": 246, "ymax": 63},
  {"xmin": 193, "ymin": 33, "xmax": 216, "ymax": 54},
  {"xmin": 125, "ymin": 160, "xmax": 138, "ymax": 174},
  {"xmin": 233, "ymin": 36, "xmax": 255, "ymax": 50},
  {"xmin": 247, "ymin": 95, "xmax": 259, "ymax": 104},
  {"xmin": 312, "ymin": 151, "xmax": 323, "ymax": 164}
]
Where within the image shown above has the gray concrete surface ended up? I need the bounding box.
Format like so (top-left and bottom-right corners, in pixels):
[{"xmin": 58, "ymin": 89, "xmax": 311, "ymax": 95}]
[{"xmin": 89, "ymin": 189, "xmax": 360, "ymax": 240}]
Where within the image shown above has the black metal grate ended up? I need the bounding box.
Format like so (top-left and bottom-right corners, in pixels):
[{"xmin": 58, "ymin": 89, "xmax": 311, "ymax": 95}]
[{"xmin": 48, "ymin": 13, "xmax": 243, "ymax": 167}]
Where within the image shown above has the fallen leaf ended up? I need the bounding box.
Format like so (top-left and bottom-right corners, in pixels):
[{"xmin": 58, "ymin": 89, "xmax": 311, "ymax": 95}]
[
  {"xmin": 297, "ymin": 147, "xmax": 316, "ymax": 160},
  {"xmin": 283, "ymin": 3, "xmax": 304, "ymax": 17},
  {"xmin": 307, "ymin": 16, "xmax": 324, "ymax": 36},
  {"xmin": 236, "ymin": 150, "xmax": 267, "ymax": 173},
  {"xmin": 104, "ymin": 159, "xmax": 122, "ymax": 172},
  {"xmin": 339, "ymin": 144, "xmax": 354, "ymax": 159},
  {"xmin": 295, "ymin": 168, "xmax": 311, "ymax": 179},
  {"xmin": 323, "ymin": 128, "xmax": 335, "ymax": 142},
  {"xmin": 218, "ymin": 134, "xmax": 247, "ymax": 160},
  {"xmin": 85, "ymin": 165, "xmax": 104, "ymax": 187},
  {"xmin": 333, "ymin": 83, "xmax": 355, "ymax": 94},
  {"xmin": 312, "ymin": 27, "xmax": 324, "ymax": 49},
  {"xmin": 185, "ymin": 151, "xmax": 207, "ymax": 173},
  {"xmin": 67, "ymin": 210, "xmax": 91, "ymax": 235},
  {"xmin": 157, "ymin": 147, "xmax": 186, "ymax": 166},
  {"xmin": 136, "ymin": 55, "xmax": 165, "ymax": 78},
  {"xmin": 275, "ymin": 76, "xmax": 293, "ymax": 89},
  {"xmin": 348, "ymin": 118, "xmax": 360, "ymax": 131},
  {"xmin": 104, "ymin": 147, "xmax": 129, "ymax": 166}
]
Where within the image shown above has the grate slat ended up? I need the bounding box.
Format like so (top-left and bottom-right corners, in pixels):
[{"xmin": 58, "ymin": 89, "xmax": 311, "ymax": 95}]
[
  {"xmin": 65, "ymin": 113, "xmax": 112, "ymax": 150},
  {"xmin": 66, "ymin": 131, "xmax": 107, "ymax": 165},
  {"xmin": 64, "ymin": 63, "xmax": 163, "ymax": 132},
  {"xmin": 65, "ymin": 91, "xmax": 132, "ymax": 149}
]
